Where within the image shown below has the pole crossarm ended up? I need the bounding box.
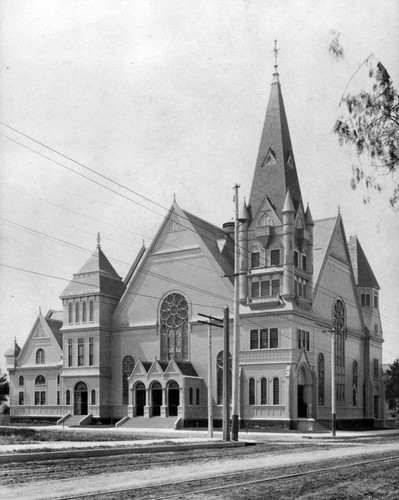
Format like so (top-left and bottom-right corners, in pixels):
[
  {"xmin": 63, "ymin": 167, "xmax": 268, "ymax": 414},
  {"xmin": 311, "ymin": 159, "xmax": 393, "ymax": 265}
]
[
  {"xmin": 198, "ymin": 320, "xmax": 224, "ymax": 328},
  {"xmin": 198, "ymin": 313, "xmax": 223, "ymax": 323}
]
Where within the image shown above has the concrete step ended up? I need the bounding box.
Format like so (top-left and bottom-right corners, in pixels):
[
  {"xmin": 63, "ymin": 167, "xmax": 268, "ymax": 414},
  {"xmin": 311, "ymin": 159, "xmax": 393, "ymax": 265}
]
[
  {"xmin": 64, "ymin": 415, "xmax": 87, "ymax": 427},
  {"xmin": 313, "ymin": 421, "xmax": 330, "ymax": 432},
  {"xmin": 119, "ymin": 416, "xmax": 177, "ymax": 429}
]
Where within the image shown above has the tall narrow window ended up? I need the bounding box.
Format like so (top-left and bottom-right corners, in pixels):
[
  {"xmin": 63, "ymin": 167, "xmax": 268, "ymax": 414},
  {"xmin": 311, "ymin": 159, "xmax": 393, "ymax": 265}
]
[
  {"xmin": 216, "ymin": 351, "xmax": 232, "ymax": 405},
  {"xmin": 19, "ymin": 392, "xmax": 24, "ymax": 405},
  {"xmin": 75, "ymin": 302, "xmax": 80, "ymax": 323},
  {"xmin": 68, "ymin": 339, "xmax": 73, "ymax": 367},
  {"xmin": 160, "ymin": 293, "xmax": 189, "ymax": 361},
  {"xmin": 318, "ymin": 353, "xmax": 325, "ymax": 406},
  {"xmin": 269, "ymin": 328, "xmax": 278, "ymax": 348},
  {"xmin": 250, "ymin": 330, "xmax": 259, "ymax": 349},
  {"xmin": 261, "ymin": 378, "xmax": 267, "ymax": 405},
  {"xmin": 89, "ymin": 337, "xmax": 94, "ymax": 366},
  {"xmin": 19, "ymin": 376, "xmax": 24, "ymax": 386},
  {"xmin": 196, "ymin": 388, "xmax": 200, "ymax": 405},
  {"xmin": 251, "ymin": 251, "xmax": 260, "ymax": 268},
  {"xmin": 271, "ymin": 279, "xmax": 280, "ymax": 297},
  {"xmin": 66, "ymin": 390, "xmax": 71, "ymax": 405},
  {"xmin": 260, "ymin": 280, "xmax": 270, "ymax": 297},
  {"xmin": 273, "ymin": 377, "xmax": 280, "ymax": 405},
  {"xmin": 373, "ymin": 358, "xmax": 379, "ymax": 379},
  {"xmin": 89, "ymin": 300, "xmax": 94, "ymax": 322},
  {"xmin": 57, "ymin": 391, "xmax": 60, "ymax": 405},
  {"xmin": 78, "ymin": 338, "xmax": 84, "ymax": 366},
  {"xmin": 302, "ymin": 255, "xmax": 307, "ymax": 271},
  {"xmin": 249, "ymin": 378, "xmax": 255, "ymax": 405},
  {"xmin": 36, "ymin": 349, "xmax": 45, "ymax": 364},
  {"xmin": 91, "ymin": 389, "xmax": 96, "ymax": 405},
  {"xmin": 260, "ymin": 329, "xmax": 268, "ymax": 349},
  {"xmin": 34, "ymin": 375, "xmax": 46, "ymax": 405},
  {"xmin": 353, "ymin": 360, "xmax": 358, "ymax": 406},
  {"xmin": 334, "ymin": 298, "xmax": 346, "ymax": 405},
  {"xmin": 270, "ymin": 249, "xmax": 280, "ymax": 266},
  {"xmin": 251, "ymin": 281, "xmax": 260, "ymax": 299},
  {"xmin": 189, "ymin": 387, "xmax": 193, "ymax": 405},
  {"xmin": 68, "ymin": 303, "xmax": 73, "ymax": 324},
  {"xmin": 122, "ymin": 355, "xmax": 135, "ymax": 405},
  {"xmin": 374, "ymin": 295, "xmax": 379, "ymax": 308},
  {"xmin": 82, "ymin": 301, "xmax": 87, "ymax": 323}
]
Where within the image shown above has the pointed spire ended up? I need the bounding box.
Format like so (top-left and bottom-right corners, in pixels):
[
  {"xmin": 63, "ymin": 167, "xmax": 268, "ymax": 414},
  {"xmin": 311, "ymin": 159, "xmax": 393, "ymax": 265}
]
[
  {"xmin": 282, "ymin": 190, "xmax": 295, "ymax": 213},
  {"xmin": 305, "ymin": 203, "xmax": 314, "ymax": 226},
  {"xmin": 272, "ymin": 39, "xmax": 280, "ymax": 84},
  {"xmin": 239, "ymin": 198, "xmax": 250, "ymax": 222},
  {"xmin": 249, "ymin": 43, "xmax": 303, "ymax": 220},
  {"xmin": 97, "ymin": 232, "xmax": 101, "ymax": 249}
]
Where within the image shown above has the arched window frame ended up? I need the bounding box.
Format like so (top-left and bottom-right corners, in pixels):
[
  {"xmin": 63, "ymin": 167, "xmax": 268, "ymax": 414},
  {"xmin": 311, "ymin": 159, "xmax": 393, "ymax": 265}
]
[
  {"xmin": 352, "ymin": 360, "xmax": 358, "ymax": 406},
  {"xmin": 260, "ymin": 377, "xmax": 267, "ymax": 405},
  {"xmin": 249, "ymin": 378, "xmax": 255, "ymax": 405},
  {"xmin": 36, "ymin": 348, "xmax": 45, "ymax": 364},
  {"xmin": 159, "ymin": 292, "xmax": 189, "ymax": 361},
  {"xmin": 68, "ymin": 303, "xmax": 73, "ymax": 324},
  {"xmin": 91, "ymin": 389, "xmax": 96, "ymax": 405},
  {"xmin": 272, "ymin": 377, "xmax": 280, "ymax": 405},
  {"xmin": 122, "ymin": 355, "xmax": 135, "ymax": 405},
  {"xmin": 34, "ymin": 375, "xmax": 46, "ymax": 405},
  {"xmin": 318, "ymin": 353, "xmax": 325, "ymax": 406},
  {"xmin": 333, "ymin": 298, "xmax": 346, "ymax": 405},
  {"xmin": 75, "ymin": 302, "xmax": 80, "ymax": 323},
  {"xmin": 89, "ymin": 300, "xmax": 94, "ymax": 322},
  {"xmin": 82, "ymin": 301, "xmax": 87, "ymax": 323},
  {"xmin": 19, "ymin": 375, "xmax": 24, "ymax": 386}
]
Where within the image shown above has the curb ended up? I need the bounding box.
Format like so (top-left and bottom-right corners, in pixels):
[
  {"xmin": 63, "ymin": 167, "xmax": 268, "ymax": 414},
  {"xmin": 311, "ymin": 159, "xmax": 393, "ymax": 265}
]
[{"xmin": 0, "ymin": 441, "xmax": 252, "ymax": 464}]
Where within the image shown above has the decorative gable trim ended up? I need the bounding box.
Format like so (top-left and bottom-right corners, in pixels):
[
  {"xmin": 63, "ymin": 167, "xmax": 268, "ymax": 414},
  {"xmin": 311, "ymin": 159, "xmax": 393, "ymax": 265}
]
[{"xmin": 261, "ymin": 146, "xmax": 277, "ymax": 168}]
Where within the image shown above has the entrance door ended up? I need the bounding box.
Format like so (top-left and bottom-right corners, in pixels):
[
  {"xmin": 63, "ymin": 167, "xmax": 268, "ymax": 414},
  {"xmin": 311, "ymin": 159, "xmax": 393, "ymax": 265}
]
[
  {"xmin": 168, "ymin": 381, "xmax": 180, "ymax": 417},
  {"xmin": 74, "ymin": 382, "xmax": 88, "ymax": 415},
  {"xmin": 298, "ymin": 385, "xmax": 307, "ymax": 418},
  {"xmin": 151, "ymin": 382, "xmax": 162, "ymax": 416},
  {"xmin": 135, "ymin": 382, "xmax": 146, "ymax": 416}
]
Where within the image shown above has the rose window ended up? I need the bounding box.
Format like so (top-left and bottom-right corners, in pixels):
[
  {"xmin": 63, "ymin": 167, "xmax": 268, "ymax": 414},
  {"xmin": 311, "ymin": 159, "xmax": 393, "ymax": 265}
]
[{"xmin": 160, "ymin": 293, "xmax": 189, "ymax": 361}]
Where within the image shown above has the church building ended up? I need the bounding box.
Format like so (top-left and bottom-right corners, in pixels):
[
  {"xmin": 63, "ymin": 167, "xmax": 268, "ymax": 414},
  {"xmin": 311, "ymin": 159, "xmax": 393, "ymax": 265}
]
[{"xmin": 5, "ymin": 60, "xmax": 385, "ymax": 430}]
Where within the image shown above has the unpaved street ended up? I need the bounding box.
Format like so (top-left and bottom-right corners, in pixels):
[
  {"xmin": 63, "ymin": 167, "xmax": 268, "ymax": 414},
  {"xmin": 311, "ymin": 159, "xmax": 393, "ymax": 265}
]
[{"xmin": 1, "ymin": 436, "xmax": 399, "ymax": 499}]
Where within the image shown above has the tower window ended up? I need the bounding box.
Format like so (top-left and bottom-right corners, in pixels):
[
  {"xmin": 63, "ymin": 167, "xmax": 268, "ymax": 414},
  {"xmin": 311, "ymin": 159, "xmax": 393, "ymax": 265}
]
[
  {"xmin": 374, "ymin": 295, "xmax": 379, "ymax": 308},
  {"xmin": 302, "ymin": 255, "xmax": 307, "ymax": 272},
  {"xmin": 75, "ymin": 302, "xmax": 80, "ymax": 323},
  {"xmin": 68, "ymin": 339, "xmax": 73, "ymax": 367},
  {"xmin": 89, "ymin": 337, "xmax": 94, "ymax": 366},
  {"xmin": 82, "ymin": 301, "xmax": 87, "ymax": 323},
  {"xmin": 89, "ymin": 300, "xmax": 94, "ymax": 322},
  {"xmin": 270, "ymin": 249, "xmax": 280, "ymax": 266},
  {"xmin": 260, "ymin": 378, "xmax": 267, "ymax": 405},
  {"xmin": 249, "ymin": 328, "xmax": 276, "ymax": 349},
  {"xmin": 361, "ymin": 293, "xmax": 371, "ymax": 307},
  {"xmin": 251, "ymin": 252, "xmax": 260, "ymax": 268},
  {"xmin": 294, "ymin": 251, "xmax": 299, "ymax": 267},
  {"xmin": 68, "ymin": 303, "xmax": 73, "ymax": 324},
  {"xmin": 19, "ymin": 376, "xmax": 24, "ymax": 386},
  {"xmin": 373, "ymin": 359, "xmax": 379, "ymax": 379},
  {"xmin": 273, "ymin": 377, "xmax": 280, "ymax": 405},
  {"xmin": 249, "ymin": 378, "xmax": 255, "ymax": 405},
  {"xmin": 78, "ymin": 338, "xmax": 84, "ymax": 366}
]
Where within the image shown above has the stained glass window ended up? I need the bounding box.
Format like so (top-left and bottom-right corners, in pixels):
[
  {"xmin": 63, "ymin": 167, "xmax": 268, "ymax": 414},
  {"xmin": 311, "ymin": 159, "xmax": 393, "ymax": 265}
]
[
  {"xmin": 122, "ymin": 355, "xmax": 135, "ymax": 405},
  {"xmin": 160, "ymin": 293, "xmax": 189, "ymax": 361},
  {"xmin": 318, "ymin": 353, "xmax": 325, "ymax": 406}
]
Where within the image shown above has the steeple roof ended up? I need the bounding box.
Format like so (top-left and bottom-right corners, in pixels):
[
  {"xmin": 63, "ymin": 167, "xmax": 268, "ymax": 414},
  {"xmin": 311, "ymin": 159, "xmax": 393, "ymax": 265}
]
[
  {"xmin": 249, "ymin": 67, "xmax": 303, "ymax": 220},
  {"xmin": 348, "ymin": 236, "xmax": 380, "ymax": 289},
  {"xmin": 60, "ymin": 243, "xmax": 125, "ymax": 299}
]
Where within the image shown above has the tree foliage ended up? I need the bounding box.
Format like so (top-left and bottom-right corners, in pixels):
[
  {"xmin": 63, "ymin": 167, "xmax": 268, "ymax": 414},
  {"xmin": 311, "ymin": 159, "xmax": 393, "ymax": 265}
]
[
  {"xmin": 330, "ymin": 36, "xmax": 399, "ymax": 207},
  {"xmin": 0, "ymin": 373, "xmax": 9, "ymax": 406},
  {"xmin": 384, "ymin": 359, "xmax": 399, "ymax": 417}
]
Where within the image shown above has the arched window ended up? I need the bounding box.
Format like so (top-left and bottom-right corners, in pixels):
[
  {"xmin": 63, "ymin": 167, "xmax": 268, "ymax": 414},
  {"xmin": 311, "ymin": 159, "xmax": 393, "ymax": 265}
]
[
  {"xmin": 159, "ymin": 293, "xmax": 189, "ymax": 361},
  {"xmin": 216, "ymin": 350, "xmax": 232, "ymax": 405},
  {"xmin": 189, "ymin": 387, "xmax": 193, "ymax": 405},
  {"xmin": 318, "ymin": 353, "xmax": 325, "ymax": 406},
  {"xmin": 82, "ymin": 301, "xmax": 87, "ymax": 323},
  {"xmin": 273, "ymin": 377, "xmax": 280, "ymax": 405},
  {"xmin": 122, "ymin": 355, "xmax": 135, "ymax": 405},
  {"xmin": 91, "ymin": 389, "xmax": 96, "ymax": 405},
  {"xmin": 36, "ymin": 349, "xmax": 45, "ymax": 364},
  {"xmin": 333, "ymin": 298, "xmax": 346, "ymax": 405},
  {"xmin": 89, "ymin": 300, "xmax": 94, "ymax": 322},
  {"xmin": 34, "ymin": 375, "xmax": 46, "ymax": 405},
  {"xmin": 19, "ymin": 376, "xmax": 24, "ymax": 386},
  {"xmin": 196, "ymin": 388, "xmax": 200, "ymax": 405},
  {"xmin": 66, "ymin": 390, "xmax": 71, "ymax": 405},
  {"xmin": 249, "ymin": 378, "xmax": 255, "ymax": 405},
  {"xmin": 261, "ymin": 377, "xmax": 267, "ymax": 405},
  {"xmin": 353, "ymin": 360, "xmax": 358, "ymax": 406},
  {"xmin": 75, "ymin": 302, "xmax": 80, "ymax": 323},
  {"xmin": 68, "ymin": 303, "xmax": 73, "ymax": 324}
]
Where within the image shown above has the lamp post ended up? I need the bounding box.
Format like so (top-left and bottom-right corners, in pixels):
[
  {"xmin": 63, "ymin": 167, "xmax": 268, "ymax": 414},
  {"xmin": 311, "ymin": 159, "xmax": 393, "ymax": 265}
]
[{"xmin": 331, "ymin": 327, "xmax": 336, "ymax": 438}]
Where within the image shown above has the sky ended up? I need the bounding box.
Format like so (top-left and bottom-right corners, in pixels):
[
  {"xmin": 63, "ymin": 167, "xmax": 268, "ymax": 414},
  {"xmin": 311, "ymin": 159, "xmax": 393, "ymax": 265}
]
[{"xmin": 0, "ymin": 0, "xmax": 398, "ymax": 374}]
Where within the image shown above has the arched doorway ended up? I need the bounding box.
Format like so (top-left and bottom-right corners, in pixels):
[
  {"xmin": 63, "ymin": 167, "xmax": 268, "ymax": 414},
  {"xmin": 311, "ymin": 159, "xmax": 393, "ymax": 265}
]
[
  {"xmin": 135, "ymin": 382, "xmax": 146, "ymax": 416},
  {"xmin": 298, "ymin": 366, "xmax": 310, "ymax": 418},
  {"xmin": 74, "ymin": 381, "xmax": 88, "ymax": 415},
  {"xmin": 168, "ymin": 381, "xmax": 179, "ymax": 417},
  {"xmin": 151, "ymin": 382, "xmax": 162, "ymax": 416}
]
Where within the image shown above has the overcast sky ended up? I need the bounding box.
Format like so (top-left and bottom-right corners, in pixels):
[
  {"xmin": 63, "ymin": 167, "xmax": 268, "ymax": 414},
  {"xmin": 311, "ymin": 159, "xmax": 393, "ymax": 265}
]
[{"xmin": 1, "ymin": 0, "xmax": 398, "ymax": 373}]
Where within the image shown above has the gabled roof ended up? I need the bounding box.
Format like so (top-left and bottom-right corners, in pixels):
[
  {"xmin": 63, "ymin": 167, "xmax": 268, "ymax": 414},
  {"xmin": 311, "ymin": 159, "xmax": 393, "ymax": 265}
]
[
  {"xmin": 348, "ymin": 236, "xmax": 380, "ymax": 289},
  {"xmin": 60, "ymin": 245, "xmax": 125, "ymax": 299},
  {"xmin": 313, "ymin": 216, "xmax": 337, "ymax": 281},
  {"xmin": 181, "ymin": 208, "xmax": 234, "ymax": 282},
  {"xmin": 249, "ymin": 73, "xmax": 303, "ymax": 219}
]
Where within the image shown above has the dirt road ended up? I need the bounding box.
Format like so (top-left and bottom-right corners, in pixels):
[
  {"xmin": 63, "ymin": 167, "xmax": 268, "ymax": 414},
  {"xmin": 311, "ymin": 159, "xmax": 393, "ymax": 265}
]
[{"xmin": 1, "ymin": 437, "xmax": 399, "ymax": 499}]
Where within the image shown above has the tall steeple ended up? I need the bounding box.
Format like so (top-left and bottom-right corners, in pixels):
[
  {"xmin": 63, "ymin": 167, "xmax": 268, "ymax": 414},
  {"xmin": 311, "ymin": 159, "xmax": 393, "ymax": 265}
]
[{"xmin": 249, "ymin": 41, "xmax": 303, "ymax": 220}]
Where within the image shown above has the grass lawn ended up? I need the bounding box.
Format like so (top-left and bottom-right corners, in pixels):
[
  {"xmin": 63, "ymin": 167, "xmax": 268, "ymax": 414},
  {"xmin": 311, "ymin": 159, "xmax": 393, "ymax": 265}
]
[{"xmin": 0, "ymin": 427, "xmax": 149, "ymax": 445}]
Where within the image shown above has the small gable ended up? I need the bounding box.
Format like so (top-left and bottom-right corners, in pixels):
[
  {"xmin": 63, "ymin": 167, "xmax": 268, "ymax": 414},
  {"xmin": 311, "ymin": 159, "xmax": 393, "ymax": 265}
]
[
  {"xmin": 330, "ymin": 221, "xmax": 351, "ymax": 265},
  {"xmin": 261, "ymin": 146, "xmax": 277, "ymax": 168}
]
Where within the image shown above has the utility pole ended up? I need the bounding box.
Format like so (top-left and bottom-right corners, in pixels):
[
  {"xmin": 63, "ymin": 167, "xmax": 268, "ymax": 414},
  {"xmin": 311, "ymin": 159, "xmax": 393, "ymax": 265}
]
[
  {"xmin": 198, "ymin": 312, "xmax": 223, "ymax": 440},
  {"xmin": 223, "ymin": 306, "xmax": 230, "ymax": 442},
  {"xmin": 331, "ymin": 327, "xmax": 336, "ymax": 437},
  {"xmin": 231, "ymin": 184, "xmax": 240, "ymax": 441}
]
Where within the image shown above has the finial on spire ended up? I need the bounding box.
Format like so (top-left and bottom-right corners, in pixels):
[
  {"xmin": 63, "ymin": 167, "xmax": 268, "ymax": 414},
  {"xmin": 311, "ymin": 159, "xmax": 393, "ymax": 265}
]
[
  {"xmin": 97, "ymin": 232, "xmax": 101, "ymax": 249},
  {"xmin": 338, "ymin": 204, "xmax": 341, "ymax": 213},
  {"xmin": 39, "ymin": 305, "xmax": 41, "ymax": 314},
  {"xmin": 173, "ymin": 192, "xmax": 176, "ymax": 202},
  {"xmin": 271, "ymin": 40, "xmax": 280, "ymax": 83}
]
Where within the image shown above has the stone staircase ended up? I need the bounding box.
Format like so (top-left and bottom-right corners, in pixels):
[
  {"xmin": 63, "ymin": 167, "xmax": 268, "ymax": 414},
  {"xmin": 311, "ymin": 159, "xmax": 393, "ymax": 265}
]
[
  {"xmin": 312, "ymin": 420, "xmax": 330, "ymax": 433},
  {"xmin": 62, "ymin": 414, "xmax": 90, "ymax": 427},
  {"xmin": 118, "ymin": 416, "xmax": 177, "ymax": 429}
]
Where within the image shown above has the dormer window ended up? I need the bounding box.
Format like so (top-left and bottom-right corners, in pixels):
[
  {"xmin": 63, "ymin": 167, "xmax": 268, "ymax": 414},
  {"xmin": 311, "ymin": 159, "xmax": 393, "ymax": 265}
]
[{"xmin": 36, "ymin": 349, "xmax": 45, "ymax": 364}]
